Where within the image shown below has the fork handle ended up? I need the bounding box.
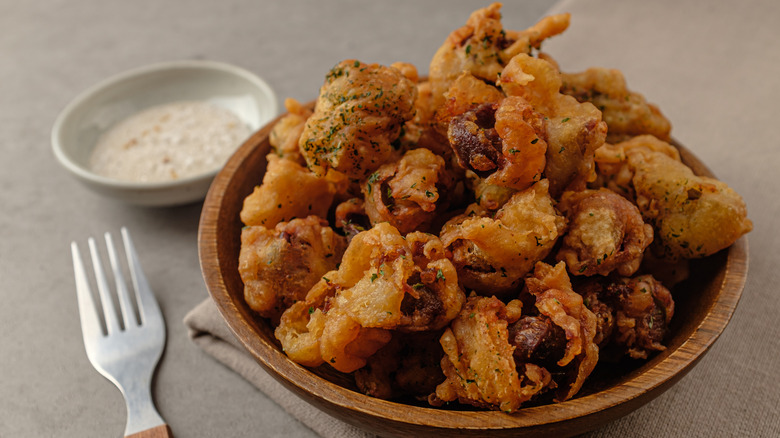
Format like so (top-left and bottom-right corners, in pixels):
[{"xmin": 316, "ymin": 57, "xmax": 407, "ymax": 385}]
[{"xmin": 126, "ymin": 424, "xmax": 173, "ymax": 438}]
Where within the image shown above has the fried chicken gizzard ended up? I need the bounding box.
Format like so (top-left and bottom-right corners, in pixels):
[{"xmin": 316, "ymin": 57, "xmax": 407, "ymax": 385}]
[
  {"xmin": 239, "ymin": 216, "xmax": 346, "ymax": 322},
  {"xmin": 234, "ymin": 1, "xmax": 752, "ymax": 414},
  {"xmin": 431, "ymin": 262, "xmax": 598, "ymax": 411},
  {"xmin": 274, "ymin": 223, "xmax": 465, "ymax": 373},
  {"xmin": 594, "ymin": 135, "xmax": 752, "ymax": 260},
  {"xmin": 299, "ymin": 60, "xmax": 418, "ymax": 180}
]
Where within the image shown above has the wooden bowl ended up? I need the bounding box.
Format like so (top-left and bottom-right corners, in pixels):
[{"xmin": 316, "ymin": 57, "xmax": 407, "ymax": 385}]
[{"xmin": 198, "ymin": 109, "xmax": 749, "ymax": 437}]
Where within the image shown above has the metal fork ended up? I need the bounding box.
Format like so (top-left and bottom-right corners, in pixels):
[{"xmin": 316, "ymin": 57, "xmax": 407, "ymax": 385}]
[{"xmin": 71, "ymin": 227, "xmax": 172, "ymax": 438}]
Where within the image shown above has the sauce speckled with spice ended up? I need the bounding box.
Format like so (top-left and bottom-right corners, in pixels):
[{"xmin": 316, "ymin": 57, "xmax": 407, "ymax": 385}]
[{"xmin": 89, "ymin": 101, "xmax": 250, "ymax": 182}]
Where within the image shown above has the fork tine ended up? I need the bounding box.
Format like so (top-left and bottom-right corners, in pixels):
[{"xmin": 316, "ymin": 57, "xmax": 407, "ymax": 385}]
[
  {"xmin": 121, "ymin": 227, "xmax": 162, "ymax": 326},
  {"xmin": 71, "ymin": 242, "xmax": 102, "ymax": 341},
  {"xmin": 105, "ymin": 231, "xmax": 137, "ymax": 330},
  {"xmin": 88, "ymin": 237, "xmax": 121, "ymax": 335}
]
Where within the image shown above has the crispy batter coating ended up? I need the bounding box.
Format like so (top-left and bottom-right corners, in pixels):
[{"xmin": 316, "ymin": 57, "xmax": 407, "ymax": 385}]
[
  {"xmin": 274, "ymin": 275, "xmax": 336, "ymax": 367},
  {"xmin": 630, "ymin": 143, "xmax": 753, "ymax": 260},
  {"xmin": 592, "ymin": 136, "xmax": 681, "ymax": 199},
  {"xmin": 610, "ymin": 275, "xmax": 675, "ymax": 359},
  {"xmin": 492, "ymin": 96, "xmax": 547, "ymax": 187},
  {"xmin": 276, "ymin": 268, "xmax": 394, "ymax": 373},
  {"xmin": 299, "ymin": 59, "xmax": 417, "ymax": 179},
  {"xmin": 556, "ymin": 188, "xmax": 653, "ymax": 277},
  {"xmin": 431, "ymin": 295, "xmax": 551, "ymax": 412},
  {"xmin": 240, "ymin": 155, "xmax": 339, "ymax": 228},
  {"xmin": 525, "ymin": 262, "xmax": 599, "ymax": 401},
  {"xmin": 398, "ymin": 232, "xmax": 464, "ymax": 331},
  {"xmin": 561, "ymin": 68, "xmax": 672, "ymax": 143},
  {"xmin": 239, "ymin": 216, "xmax": 346, "ymax": 321},
  {"xmin": 429, "ymin": 2, "xmax": 569, "ymax": 109},
  {"xmin": 362, "ymin": 148, "xmax": 454, "ymax": 234},
  {"xmin": 397, "ymin": 81, "xmax": 452, "ymax": 158},
  {"xmin": 435, "ymin": 72, "xmax": 505, "ymax": 136},
  {"xmin": 499, "ymin": 54, "xmax": 607, "ymax": 197},
  {"xmin": 447, "ymin": 96, "xmax": 547, "ymax": 191},
  {"xmin": 440, "ymin": 179, "xmax": 565, "ymax": 295},
  {"xmin": 319, "ymin": 304, "xmax": 394, "ymax": 373},
  {"xmin": 597, "ymin": 135, "xmax": 753, "ymax": 260},
  {"xmin": 268, "ymin": 98, "xmax": 312, "ymax": 164},
  {"xmin": 325, "ymin": 224, "xmax": 463, "ymax": 371},
  {"xmin": 341, "ymin": 224, "xmax": 464, "ymax": 333},
  {"xmin": 580, "ymin": 274, "xmax": 675, "ymax": 359},
  {"xmin": 277, "ymin": 222, "xmax": 464, "ymax": 373}
]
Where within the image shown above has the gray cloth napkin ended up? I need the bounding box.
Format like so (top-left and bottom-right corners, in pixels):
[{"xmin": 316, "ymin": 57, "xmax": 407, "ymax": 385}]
[{"xmin": 185, "ymin": 0, "xmax": 780, "ymax": 436}]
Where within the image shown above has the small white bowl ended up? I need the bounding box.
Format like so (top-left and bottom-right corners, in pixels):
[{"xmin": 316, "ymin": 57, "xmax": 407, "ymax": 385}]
[{"xmin": 52, "ymin": 60, "xmax": 278, "ymax": 207}]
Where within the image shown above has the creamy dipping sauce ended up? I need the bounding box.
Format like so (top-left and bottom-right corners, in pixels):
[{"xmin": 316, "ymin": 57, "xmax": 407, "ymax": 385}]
[{"xmin": 89, "ymin": 101, "xmax": 250, "ymax": 183}]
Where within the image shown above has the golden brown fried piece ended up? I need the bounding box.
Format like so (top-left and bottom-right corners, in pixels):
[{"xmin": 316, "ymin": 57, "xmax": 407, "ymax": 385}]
[
  {"xmin": 397, "ymin": 80, "xmax": 452, "ymax": 158},
  {"xmin": 561, "ymin": 68, "xmax": 672, "ymax": 143},
  {"xmin": 276, "ymin": 267, "xmax": 394, "ymax": 373},
  {"xmin": 319, "ymin": 304, "xmax": 394, "ymax": 373},
  {"xmin": 431, "ymin": 295, "xmax": 550, "ymax": 412},
  {"xmin": 440, "ymin": 179, "xmax": 565, "ymax": 296},
  {"xmin": 401, "ymin": 231, "xmax": 465, "ymax": 331},
  {"xmin": 268, "ymin": 98, "xmax": 312, "ymax": 164},
  {"xmin": 429, "ymin": 2, "xmax": 569, "ymax": 109},
  {"xmin": 499, "ymin": 54, "xmax": 607, "ymax": 197},
  {"xmin": 610, "ymin": 275, "xmax": 675, "ymax": 359},
  {"xmin": 240, "ymin": 155, "xmax": 339, "ymax": 228},
  {"xmin": 580, "ymin": 274, "xmax": 675, "ymax": 360},
  {"xmin": 596, "ymin": 135, "xmax": 752, "ymax": 260},
  {"xmin": 277, "ymin": 222, "xmax": 464, "ymax": 373},
  {"xmin": 331, "ymin": 222, "xmax": 415, "ymax": 332},
  {"xmin": 362, "ymin": 148, "xmax": 454, "ymax": 234},
  {"xmin": 525, "ymin": 262, "xmax": 599, "ymax": 401},
  {"xmin": 631, "ymin": 147, "xmax": 753, "ymax": 260},
  {"xmin": 238, "ymin": 216, "xmax": 346, "ymax": 322},
  {"xmin": 299, "ymin": 59, "xmax": 417, "ymax": 179},
  {"xmin": 556, "ymin": 188, "xmax": 653, "ymax": 277},
  {"xmin": 335, "ymin": 224, "xmax": 464, "ymax": 333},
  {"xmin": 435, "ymin": 72, "xmax": 505, "ymax": 136},
  {"xmin": 274, "ymin": 276, "xmax": 335, "ymax": 367},
  {"xmin": 447, "ymin": 96, "xmax": 547, "ymax": 192},
  {"xmin": 592, "ymin": 136, "xmax": 681, "ymax": 199},
  {"xmin": 492, "ymin": 96, "xmax": 548, "ymax": 188},
  {"xmin": 325, "ymin": 224, "xmax": 464, "ymax": 371}
]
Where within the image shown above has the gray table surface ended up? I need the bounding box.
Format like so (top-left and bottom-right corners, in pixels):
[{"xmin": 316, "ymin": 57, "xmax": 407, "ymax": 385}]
[{"xmin": 3, "ymin": 0, "xmax": 779, "ymax": 437}]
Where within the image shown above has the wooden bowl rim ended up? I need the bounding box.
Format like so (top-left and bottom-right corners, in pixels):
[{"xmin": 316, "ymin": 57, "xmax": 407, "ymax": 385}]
[{"xmin": 198, "ymin": 110, "xmax": 749, "ymax": 432}]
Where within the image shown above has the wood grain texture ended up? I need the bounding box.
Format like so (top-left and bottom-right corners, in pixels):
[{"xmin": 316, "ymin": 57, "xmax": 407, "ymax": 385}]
[
  {"xmin": 197, "ymin": 106, "xmax": 749, "ymax": 438},
  {"xmin": 126, "ymin": 424, "xmax": 173, "ymax": 438}
]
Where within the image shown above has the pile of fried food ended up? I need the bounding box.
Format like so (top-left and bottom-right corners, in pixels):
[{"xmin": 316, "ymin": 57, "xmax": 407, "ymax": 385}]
[{"xmin": 237, "ymin": 3, "xmax": 752, "ymax": 412}]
